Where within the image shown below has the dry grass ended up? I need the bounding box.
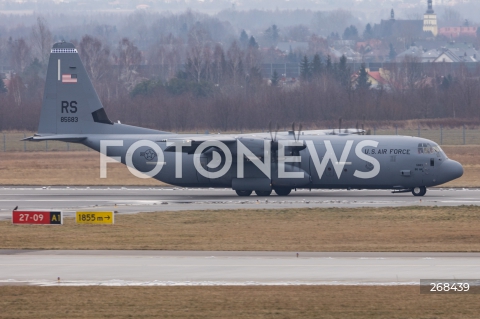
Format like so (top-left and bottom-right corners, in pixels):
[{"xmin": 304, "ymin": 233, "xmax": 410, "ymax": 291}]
[
  {"xmin": 1, "ymin": 146, "xmax": 480, "ymax": 187},
  {"xmin": 1, "ymin": 286, "xmax": 479, "ymax": 319},
  {"xmin": 2, "ymin": 206, "xmax": 480, "ymax": 251},
  {"xmin": 441, "ymin": 145, "xmax": 480, "ymax": 187},
  {"xmin": 0, "ymin": 151, "xmax": 161, "ymax": 186}
]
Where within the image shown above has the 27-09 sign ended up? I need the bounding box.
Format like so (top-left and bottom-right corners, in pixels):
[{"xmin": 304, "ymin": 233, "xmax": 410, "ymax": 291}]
[{"xmin": 12, "ymin": 211, "xmax": 63, "ymax": 225}]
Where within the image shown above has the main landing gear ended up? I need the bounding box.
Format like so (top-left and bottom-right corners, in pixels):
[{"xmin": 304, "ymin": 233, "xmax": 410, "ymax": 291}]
[
  {"xmin": 255, "ymin": 190, "xmax": 272, "ymax": 196},
  {"xmin": 235, "ymin": 187, "xmax": 292, "ymax": 197},
  {"xmin": 412, "ymin": 186, "xmax": 427, "ymax": 197},
  {"xmin": 235, "ymin": 190, "xmax": 252, "ymax": 197},
  {"xmin": 273, "ymin": 187, "xmax": 291, "ymax": 196}
]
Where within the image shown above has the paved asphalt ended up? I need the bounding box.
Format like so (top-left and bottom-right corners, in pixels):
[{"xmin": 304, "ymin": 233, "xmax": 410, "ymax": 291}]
[
  {"xmin": 2, "ymin": 187, "xmax": 478, "ymax": 286},
  {"xmin": 1, "ymin": 186, "xmax": 479, "ymax": 220},
  {"xmin": 0, "ymin": 250, "xmax": 479, "ymax": 286}
]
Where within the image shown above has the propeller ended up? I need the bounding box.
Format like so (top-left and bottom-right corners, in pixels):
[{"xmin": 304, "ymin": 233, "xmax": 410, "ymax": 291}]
[
  {"xmin": 269, "ymin": 121, "xmax": 279, "ymax": 143},
  {"xmin": 290, "ymin": 122, "xmax": 306, "ymax": 156},
  {"xmin": 268, "ymin": 121, "xmax": 279, "ymax": 155},
  {"xmin": 291, "ymin": 122, "xmax": 303, "ymax": 141}
]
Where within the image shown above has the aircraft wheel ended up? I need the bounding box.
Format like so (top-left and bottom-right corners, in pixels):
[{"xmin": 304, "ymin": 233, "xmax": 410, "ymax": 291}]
[
  {"xmin": 235, "ymin": 190, "xmax": 252, "ymax": 197},
  {"xmin": 255, "ymin": 190, "xmax": 272, "ymax": 196},
  {"xmin": 412, "ymin": 186, "xmax": 427, "ymax": 197},
  {"xmin": 274, "ymin": 187, "xmax": 292, "ymax": 196}
]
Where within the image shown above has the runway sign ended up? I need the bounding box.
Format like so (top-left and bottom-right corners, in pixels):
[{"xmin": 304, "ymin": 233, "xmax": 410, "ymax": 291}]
[
  {"xmin": 76, "ymin": 211, "xmax": 114, "ymax": 224},
  {"xmin": 12, "ymin": 211, "xmax": 62, "ymax": 225}
]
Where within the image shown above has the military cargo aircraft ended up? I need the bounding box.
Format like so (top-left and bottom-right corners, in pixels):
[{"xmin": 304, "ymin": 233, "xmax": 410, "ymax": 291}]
[{"xmin": 25, "ymin": 42, "xmax": 464, "ymax": 197}]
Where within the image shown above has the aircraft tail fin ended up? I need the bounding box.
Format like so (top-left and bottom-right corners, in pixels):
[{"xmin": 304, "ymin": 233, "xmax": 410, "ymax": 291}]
[
  {"xmin": 38, "ymin": 42, "xmax": 162, "ymax": 136},
  {"xmin": 38, "ymin": 42, "xmax": 114, "ymax": 135}
]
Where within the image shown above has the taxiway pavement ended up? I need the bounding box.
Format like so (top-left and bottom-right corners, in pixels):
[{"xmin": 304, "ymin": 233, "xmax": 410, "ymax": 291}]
[
  {"xmin": 0, "ymin": 250, "xmax": 479, "ymax": 286},
  {"xmin": 0, "ymin": 187, "xmax": 479, "ymax": 220}
]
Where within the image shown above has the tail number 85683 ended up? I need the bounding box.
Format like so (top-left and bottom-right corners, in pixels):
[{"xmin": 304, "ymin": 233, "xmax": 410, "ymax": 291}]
[{"xmin": 61, "ymin": 117, "xmax": 78, "ymax": 122}]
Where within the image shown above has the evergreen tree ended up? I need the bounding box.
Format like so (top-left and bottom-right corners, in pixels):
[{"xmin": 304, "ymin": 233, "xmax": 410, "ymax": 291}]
[
  {"xmin": 249, "ymin": 66, "xmax": 263, "ymax": 84},
  {"xmin": 312, "ymin": 54, "xmax": 323, "ymax": 79},
  {"xmin": 329, "ymin": 32, "xmax": 340, "ymax": 40},
  {"xmin": 240, "ymin": 30, "xmax": 249, "ymax": 48},
  {"xmin": 23, "ymin": 58, "xmax": 43, "ymax": 78},
  {"xmin": 299, "ymin": 55, "xmax": 311, "ymax": 81},
  {"xmin": 287, "ymin": 50, "xmax": 299, "ymax": 63},
  {"xmin": 363, "ymin": 23, "xmax": 373, "ymax": 39},
  {"xmin": 356, "ymin": 63, "xmax": 371, "ymax": 90},
  {"xmin": 271, "ymin": 69, "xmax": 280, "ymax": 86},
  {"xmin": 248, "ymin": 36, "xmax": 259, "ymax": 49},
  {"xmin": 389, "ymin": 43, "xmax": 397, "ymax": 61},
  {"xmin": 264, "ymin": 25, "xmax": 280, "ymax": 46},
  {"xmin": 271, "ymin": 25, "xmax": 279, "ymax": 44},
  {"xmin": 336, "ymin": 55, "xmax": 350, "ymax": 89},
  {"xmin": 0, "ymin": 77, "xmax": 7, "ymax": 93},
  {"xmin": 130, "ymin": 78, "xmax": 163, "ymax": 97},
  {"xmin": 325, "ymin": 55, "xmax": 332, "ymax": 75},
  {"xmin": 343, "ymin": 25, "xmax": 358, "ymax": 40},
  {"xmin": 440, "ymin": 74, "xmax": 453, "ymax": 91}
]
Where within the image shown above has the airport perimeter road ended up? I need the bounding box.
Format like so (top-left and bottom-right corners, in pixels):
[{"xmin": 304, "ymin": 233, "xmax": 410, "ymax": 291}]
[
  {"xmin": 0, "ymin": 250, "xmax": 479, "ymax": 286},
  {"xmin": 0, "ymin": 187, "xmax": 479, "ymax": 220}
]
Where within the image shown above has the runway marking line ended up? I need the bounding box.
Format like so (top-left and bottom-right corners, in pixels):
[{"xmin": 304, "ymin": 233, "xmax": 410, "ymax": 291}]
[{"xmin": 1, "ymin": 264, "xmax": 479, "ymax": 267}]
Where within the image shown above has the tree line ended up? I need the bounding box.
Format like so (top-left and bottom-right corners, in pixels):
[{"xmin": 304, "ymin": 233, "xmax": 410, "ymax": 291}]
[{"xmin": 1, "ymin": 18, "xmax": 480, "ymax": 132}]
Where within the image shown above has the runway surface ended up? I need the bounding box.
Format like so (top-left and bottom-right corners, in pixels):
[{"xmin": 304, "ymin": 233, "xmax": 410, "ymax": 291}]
[
  {"xmin": 1, "ymin": 186, "xmax": 479, "ymax": 220},
  {"xmin": 1, "ymin": 250, "xmax": 479, "ymax": 286}
]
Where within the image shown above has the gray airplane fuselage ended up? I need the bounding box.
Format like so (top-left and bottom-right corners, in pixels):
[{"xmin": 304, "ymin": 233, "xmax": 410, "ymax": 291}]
[
  {"xmin": 27, "ymin": 41, "xmax": 464, "ymax": 196},
  {"xmin": 82, "ymin": 133, "xmax": 463, "ymax": 191}
]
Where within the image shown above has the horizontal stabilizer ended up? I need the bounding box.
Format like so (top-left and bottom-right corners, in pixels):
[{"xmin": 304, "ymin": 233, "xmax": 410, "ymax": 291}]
[{"xmin": 23, "ymin": 134, "xmax": 87, "ymax": 143}]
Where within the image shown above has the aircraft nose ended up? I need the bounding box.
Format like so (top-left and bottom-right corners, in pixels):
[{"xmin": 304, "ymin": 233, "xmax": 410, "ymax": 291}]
[{"xmin": 443, "ymin": 159, "xmax": 464, "ymax": 182}]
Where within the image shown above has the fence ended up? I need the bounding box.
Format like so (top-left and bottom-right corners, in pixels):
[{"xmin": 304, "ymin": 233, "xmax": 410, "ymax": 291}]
[
  {"xmin": 0, "ymin": 127, "xmax": 478, "ymax": 152},
  {"xmin": 372, "ymin": 125, "xmax": 479, "ymax": 146}
]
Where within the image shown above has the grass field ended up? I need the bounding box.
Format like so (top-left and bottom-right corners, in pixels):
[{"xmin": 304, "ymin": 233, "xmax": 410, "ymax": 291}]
[
  {"xmin": 2, "ymin": 206, "xmax": 480, "ymax": 251},
  {"xmin": 1, "ymin": 286, "xmax": 479, "ymax": 319},
  {"xmin": 0, "ymin": 145, "xmax": 479, "ymax": 187},
  {"xmin": 0, "ymin": 151, "xmax": 161, "ymax": 186}
]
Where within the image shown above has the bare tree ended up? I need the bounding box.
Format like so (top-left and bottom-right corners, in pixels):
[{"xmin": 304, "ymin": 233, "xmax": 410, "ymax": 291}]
[
  {"xmin": 186, "ymin": 25, "xmax": 212, "ymax": 82},
  {"xmin": 116, "ymin": 38, "xmax": 142, "ymax": 90},
  {"xmin": 10, "ymin": 38, "xmax": 31, "ymax": 73},
  {"xmin": 78, "ymin": 35, "xmax": 111, "ymax": 84},
  {"xmin": 30, "ymin": 17, "xmax": 52, "ymax": 66},
  {"xmin": 227, "ymin": 41, "xmax": 244, "ymax": 86}
]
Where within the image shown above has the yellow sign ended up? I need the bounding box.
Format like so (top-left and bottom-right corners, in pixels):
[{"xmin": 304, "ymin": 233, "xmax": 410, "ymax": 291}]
[{"xmin": 76, "ymin": 211, "xmax": 114, "ymax": 224}]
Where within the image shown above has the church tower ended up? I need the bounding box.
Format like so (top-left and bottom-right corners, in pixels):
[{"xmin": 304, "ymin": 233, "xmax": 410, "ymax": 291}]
[{"xmin": 423, "ymin": 0, "xmax": 438, "ymax": 36}]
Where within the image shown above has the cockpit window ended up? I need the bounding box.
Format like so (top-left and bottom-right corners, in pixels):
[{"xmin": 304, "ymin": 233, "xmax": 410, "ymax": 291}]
[
  {"xmin": 418, "ymin": 143, "xmax": 427, "ymax": 154},
  {"xmin": 418, "ymin": 143, "xmax": 444, "ymax": 157}
]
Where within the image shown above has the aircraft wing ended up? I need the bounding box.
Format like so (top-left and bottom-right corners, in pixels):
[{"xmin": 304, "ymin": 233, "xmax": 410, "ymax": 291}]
[
  {"xmin": 297, "ymin": 128, "xmax": 366, "ymax": 136},
  {"xmin": 163, "ymin": 135, "xmax": 237, "ymax": 153}
]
